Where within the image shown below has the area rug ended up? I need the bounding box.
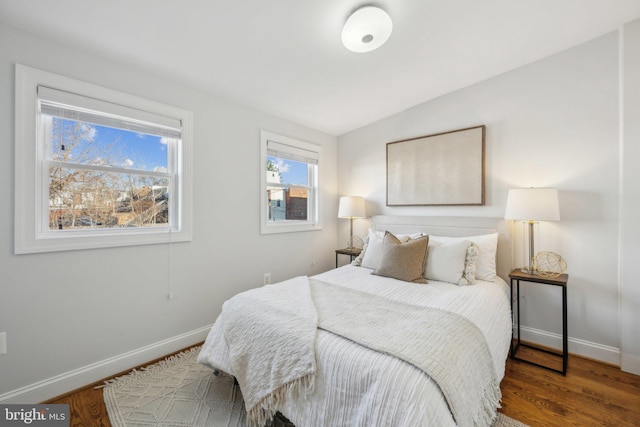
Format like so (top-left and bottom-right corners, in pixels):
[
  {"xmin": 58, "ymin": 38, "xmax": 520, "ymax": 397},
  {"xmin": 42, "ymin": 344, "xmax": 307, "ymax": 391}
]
[{"xmin": 102, "ymin": 346, "xmax": 528, "ymax": 427}]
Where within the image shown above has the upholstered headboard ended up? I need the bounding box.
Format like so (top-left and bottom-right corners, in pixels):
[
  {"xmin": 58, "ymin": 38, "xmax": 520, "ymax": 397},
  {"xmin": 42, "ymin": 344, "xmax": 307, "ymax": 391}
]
[{"xmin": 371, "ymin": 215, "xmax": 513, "ymax": 282}]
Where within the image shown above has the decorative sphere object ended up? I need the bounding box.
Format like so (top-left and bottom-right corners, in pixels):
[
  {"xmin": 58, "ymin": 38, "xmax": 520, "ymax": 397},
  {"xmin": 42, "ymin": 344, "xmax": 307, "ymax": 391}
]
[{"xmin": 532, "ymin": 252, "xmax": 567, "ymax": 278}]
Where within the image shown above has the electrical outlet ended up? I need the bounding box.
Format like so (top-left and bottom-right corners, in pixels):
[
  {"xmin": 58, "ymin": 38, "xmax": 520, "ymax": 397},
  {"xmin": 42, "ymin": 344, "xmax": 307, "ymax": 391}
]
[
  {"xmin": 264, "ymin": 273, "xmax": 271, "ymax": 284},
  {"xmin": 0, "ymin": 332, "xmax": 7, "ymax": 355}
]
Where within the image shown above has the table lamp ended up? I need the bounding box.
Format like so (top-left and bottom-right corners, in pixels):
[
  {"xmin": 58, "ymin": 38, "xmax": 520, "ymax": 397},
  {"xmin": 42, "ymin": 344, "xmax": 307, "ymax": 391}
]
[
  {"xmin": 338, "ymin": 196, "xmax": 366, "ymax": 249},
  {"xmin": 504, "ymin": 188, "xmax": 560, "ymax": 274}
]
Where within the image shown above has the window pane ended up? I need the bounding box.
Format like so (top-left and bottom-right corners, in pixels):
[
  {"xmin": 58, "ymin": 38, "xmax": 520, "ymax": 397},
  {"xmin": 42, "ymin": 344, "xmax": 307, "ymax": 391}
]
[
  {"xmin": 49, "ymin": 166, "xmax": 170, "ymax": 230},
  {"xmin": 266, "ymin": 188, "xmax": 309, "ymax": 222},
  {"xmin": 260, "ymin": 131, "xmax": 320, "ymax": 234},
  {"xmin": 266, "ymin": 156, "xmax": 308, "ymax": 186},
  {"xmin": 49, "ymin": 117, "xmax": 169, "ymax": 172}
]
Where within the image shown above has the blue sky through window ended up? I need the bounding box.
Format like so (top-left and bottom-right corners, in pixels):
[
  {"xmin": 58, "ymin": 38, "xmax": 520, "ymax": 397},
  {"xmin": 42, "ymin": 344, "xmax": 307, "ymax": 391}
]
[
  {"xmin": 52, "ymin": 118, "xmax": 168, "ymax": 172},
  {"xmin": 267, "ymin": 156, "xmax": 308, "ymax": 185},
  {"xmin": 97, "ymin": 125, "xmax": 168, "ymax": 171}
]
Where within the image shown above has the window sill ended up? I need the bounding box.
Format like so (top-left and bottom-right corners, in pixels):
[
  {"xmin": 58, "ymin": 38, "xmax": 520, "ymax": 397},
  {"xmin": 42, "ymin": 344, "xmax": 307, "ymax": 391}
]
[{"xmin": 260, "ymin": 222, "xmax": 323, "ymax": 235}]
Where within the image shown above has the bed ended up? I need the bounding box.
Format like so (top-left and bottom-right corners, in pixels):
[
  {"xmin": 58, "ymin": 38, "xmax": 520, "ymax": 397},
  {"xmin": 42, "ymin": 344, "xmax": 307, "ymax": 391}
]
[{"xmin": 198, "ymin": 216, "xmax": 513, "ymax": 427}]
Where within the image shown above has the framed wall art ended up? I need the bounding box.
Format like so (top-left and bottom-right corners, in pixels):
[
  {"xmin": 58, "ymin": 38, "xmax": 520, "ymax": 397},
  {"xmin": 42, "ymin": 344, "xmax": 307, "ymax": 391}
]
[{"xmin": 387, "ymin": 125, "xmax": 485, "ymax": 206}]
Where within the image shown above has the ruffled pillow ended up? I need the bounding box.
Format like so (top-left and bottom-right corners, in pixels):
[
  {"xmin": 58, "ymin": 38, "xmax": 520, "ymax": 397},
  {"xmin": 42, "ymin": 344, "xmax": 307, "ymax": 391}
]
[{"xmin": 459, "ymin": 243, "xmax": 479, "ymax": 285}]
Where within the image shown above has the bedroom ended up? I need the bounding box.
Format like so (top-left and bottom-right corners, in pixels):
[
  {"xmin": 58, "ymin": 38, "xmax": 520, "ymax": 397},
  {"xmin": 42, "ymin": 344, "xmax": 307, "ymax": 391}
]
[{"xmin": 0, "ymin": 0, "xmax": 639, "ymax": 425}]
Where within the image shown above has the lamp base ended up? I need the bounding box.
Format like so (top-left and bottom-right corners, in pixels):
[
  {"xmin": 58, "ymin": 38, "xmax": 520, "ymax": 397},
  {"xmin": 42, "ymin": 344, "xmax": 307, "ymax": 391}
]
[
  {"xmin": 519, "ymin": 267, "xmax": 537, "ymax": 275},
  {"xmin": 347, "ymin": 235, "xmax": 364, "ymax": 250}
]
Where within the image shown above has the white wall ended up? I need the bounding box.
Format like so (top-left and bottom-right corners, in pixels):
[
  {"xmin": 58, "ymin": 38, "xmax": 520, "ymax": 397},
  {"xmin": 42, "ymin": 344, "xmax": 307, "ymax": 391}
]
[
  {"xmin": 0, "ymin": 23, "xmax": 338, "ymax": 401},
  {"xmin": 338, "ymin": 32, "xmax": 622, "ymax": 364},
  {"xmin": 621, "ymin": 18, "xmax": 640, "ymax": 375}
]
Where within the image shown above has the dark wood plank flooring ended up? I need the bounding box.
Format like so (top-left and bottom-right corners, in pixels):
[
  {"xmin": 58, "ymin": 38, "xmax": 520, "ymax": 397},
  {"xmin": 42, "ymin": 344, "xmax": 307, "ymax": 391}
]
[{"xmin": 46, "ymin": 347, "xmax": 640, "ymax": 426}]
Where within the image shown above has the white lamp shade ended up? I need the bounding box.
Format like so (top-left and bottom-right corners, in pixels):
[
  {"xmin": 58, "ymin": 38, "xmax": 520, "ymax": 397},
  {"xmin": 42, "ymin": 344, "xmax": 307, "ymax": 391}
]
[
  {"xmin": 341, "ymin": 6, "xmax": 393, "ymax": 53},
  {"xmin": 338, "ymin": 196, "xmax": 366, "ymax": 219},
  {"xmin": 504, "ymin": 188, "xmax": 560, "ymax": 221}
]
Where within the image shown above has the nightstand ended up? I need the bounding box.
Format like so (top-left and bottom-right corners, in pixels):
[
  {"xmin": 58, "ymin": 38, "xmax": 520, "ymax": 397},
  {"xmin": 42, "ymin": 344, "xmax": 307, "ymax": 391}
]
[
  {"xmin": 509, "ymin": 268, "xmax": 569, "ymax": 375},
  {"xmin": 335, "ymin": 248, "xmax": 362, "ymax": 268}
]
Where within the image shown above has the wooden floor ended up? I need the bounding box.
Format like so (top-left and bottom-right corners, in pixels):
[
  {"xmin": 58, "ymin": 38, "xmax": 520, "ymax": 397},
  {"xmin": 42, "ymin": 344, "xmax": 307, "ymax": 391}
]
[
  {"xmin": 46, "ymin": 348, "xmax": 640, "ymax": 426},
  {"xmin": 500, "ymin": 346, "xmax": 640, "ymax": 426}
]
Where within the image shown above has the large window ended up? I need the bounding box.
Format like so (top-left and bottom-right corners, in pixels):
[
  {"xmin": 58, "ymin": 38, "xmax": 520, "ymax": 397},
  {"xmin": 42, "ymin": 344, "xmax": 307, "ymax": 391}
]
[
  {"xmin": 15, "ymin": 65, "xmax": 193, "ymax": 253},
  {"xmin": 260, "ymin": 131, "xmax": 322, "ymax": 234}
]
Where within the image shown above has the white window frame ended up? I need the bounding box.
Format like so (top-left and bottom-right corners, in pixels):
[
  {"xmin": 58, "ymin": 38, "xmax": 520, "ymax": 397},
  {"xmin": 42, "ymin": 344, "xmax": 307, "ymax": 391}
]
[
  {"xmin": 15, "ymin": 64, "xmax": 193, "ymax": 254},
  {"xmin": 260, "ymin": 130, "xmax": 322, "ymax": 234}
]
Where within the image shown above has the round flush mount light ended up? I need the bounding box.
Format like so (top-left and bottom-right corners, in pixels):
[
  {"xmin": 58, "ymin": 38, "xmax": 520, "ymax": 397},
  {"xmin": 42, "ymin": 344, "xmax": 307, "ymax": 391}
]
[{"xmin": 341, "ymin": 6, "xmax": 393, "ymax": 53}]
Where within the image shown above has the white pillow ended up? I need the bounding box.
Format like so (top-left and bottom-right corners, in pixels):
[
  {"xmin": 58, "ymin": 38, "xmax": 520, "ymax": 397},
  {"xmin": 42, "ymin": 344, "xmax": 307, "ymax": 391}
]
[
  {"xmin": 429, "ymin": 233, "xmax": 498, "ymax": 282},
  {"xmin": 359, "ymin": 229, "xmax": 422, "ymax": 270},
  {"xmin": 358, "ymin": 230, "xmax": 383, "ymax": 269},
  {"xmin": 424, "ymin": 240, "xmax": 471, "ymax": 285}
]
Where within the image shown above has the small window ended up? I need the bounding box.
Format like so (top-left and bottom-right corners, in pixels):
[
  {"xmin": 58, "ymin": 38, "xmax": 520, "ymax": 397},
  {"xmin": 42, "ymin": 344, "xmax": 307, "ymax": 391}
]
[
  {"xmin": 15, "ymin": 65, "xmax": 193, "ymax": 253},
  {"xmin": 260, "ymin": 131, "xmax": 322, "ymax": 234}
]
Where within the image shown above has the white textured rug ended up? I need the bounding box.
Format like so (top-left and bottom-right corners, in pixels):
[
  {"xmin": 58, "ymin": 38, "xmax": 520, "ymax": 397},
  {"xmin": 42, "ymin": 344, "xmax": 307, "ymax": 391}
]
[
  {"xmin": 102, "ymin": 346, "xmax": 528, "ymax": 427},
  {"xmin": 103, "ymin": 347, "xmax": 245, "ymax": 427}
]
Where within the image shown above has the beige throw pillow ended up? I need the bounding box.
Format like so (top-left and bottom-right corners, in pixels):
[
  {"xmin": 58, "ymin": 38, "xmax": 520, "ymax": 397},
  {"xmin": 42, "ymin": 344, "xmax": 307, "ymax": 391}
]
[
  {"xmin": 373, "ymin": 231, "xmax": 429, "ymax": 283},
  {"xmin": 358, "ymin": 229, "xmax": 421, "ymax": 269}
]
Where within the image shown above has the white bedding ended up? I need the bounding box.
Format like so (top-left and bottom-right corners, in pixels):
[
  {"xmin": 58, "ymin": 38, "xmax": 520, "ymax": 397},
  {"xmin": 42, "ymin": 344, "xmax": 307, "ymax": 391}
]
[{"xmin": 198, "ymin": 265, "xmax": 512, "ymax": 427}]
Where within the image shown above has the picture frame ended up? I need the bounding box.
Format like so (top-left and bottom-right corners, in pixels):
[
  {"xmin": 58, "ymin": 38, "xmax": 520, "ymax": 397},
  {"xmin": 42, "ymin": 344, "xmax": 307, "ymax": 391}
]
[{"xmin": 386, "ymin": 125, "xmax": 485, "ymax": 206}]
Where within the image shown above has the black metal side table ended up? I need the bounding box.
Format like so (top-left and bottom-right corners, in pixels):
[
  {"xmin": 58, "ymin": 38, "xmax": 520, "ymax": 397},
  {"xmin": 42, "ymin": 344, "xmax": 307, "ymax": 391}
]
[
  {"xmin": 335, "ymin": 247, "xmax": 361, "ymax": 268},
  {"xmin": 509, "ymin": 268, "xmax": 569, "ymax": 375}
]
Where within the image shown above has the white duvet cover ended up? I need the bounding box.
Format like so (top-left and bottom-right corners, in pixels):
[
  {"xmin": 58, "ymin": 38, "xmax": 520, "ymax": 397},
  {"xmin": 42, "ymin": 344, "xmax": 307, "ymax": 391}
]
[{"xmin": 198, "ymin": 265, "xmax": 512, "ymax": 427}]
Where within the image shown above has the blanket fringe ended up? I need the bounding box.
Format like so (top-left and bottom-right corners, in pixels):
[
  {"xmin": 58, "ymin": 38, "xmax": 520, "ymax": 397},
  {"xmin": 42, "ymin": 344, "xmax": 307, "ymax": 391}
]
[
  {"xmin": 246, "ymin": 373, "xmax": 315, "ymax": 427},
  {"xmin": 474, "ymin": 380, "xmax": 502, "ymax": 427}
]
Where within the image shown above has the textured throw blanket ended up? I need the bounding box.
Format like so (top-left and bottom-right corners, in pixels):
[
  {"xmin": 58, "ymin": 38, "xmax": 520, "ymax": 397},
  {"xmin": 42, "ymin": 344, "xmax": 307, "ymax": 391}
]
[
  {"xmin": 221, "ymin": 276, "xmax": 317, "ymax": 427},
  {"xmin": 221, "ymin": 276, "xmax": 500, "ymax": 427},
  {"xmin": 311, "ymin": 280, "xmax": 501, "ymax": 427}
]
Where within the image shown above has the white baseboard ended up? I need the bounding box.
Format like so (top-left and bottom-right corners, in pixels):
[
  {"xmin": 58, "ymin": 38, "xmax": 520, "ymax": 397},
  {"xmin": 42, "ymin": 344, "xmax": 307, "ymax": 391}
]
[
  {"xmin": 515, "ymin": 325, "xmax": 620, "ymax": 366},
  {"xmin": 0, "ymin": 325, "xmax": 212, "ymax": 404},
  {"xmin": 1, "ymin": 323, "xmax": 624, "ymax": 404},
  {"xmin": 621, "ymin": 352, "xmax": 640, "ymax": 375}
]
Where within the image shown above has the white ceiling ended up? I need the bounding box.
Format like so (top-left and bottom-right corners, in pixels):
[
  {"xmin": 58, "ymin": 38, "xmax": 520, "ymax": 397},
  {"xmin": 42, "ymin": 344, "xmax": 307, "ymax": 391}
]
[{"xmin": 2, "ymin": 0, "xmax": 640, "ymax": 136}]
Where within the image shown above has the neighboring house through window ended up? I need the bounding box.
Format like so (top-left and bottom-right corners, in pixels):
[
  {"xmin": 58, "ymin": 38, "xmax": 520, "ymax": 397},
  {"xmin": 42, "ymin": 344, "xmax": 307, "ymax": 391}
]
[
  {"xmin": 260, "ymin": 131, "xmax": 322, "ymax": 234},
  {"xmin": 15, "ymin": 64, "xmax": 193, "ymax": 253}
]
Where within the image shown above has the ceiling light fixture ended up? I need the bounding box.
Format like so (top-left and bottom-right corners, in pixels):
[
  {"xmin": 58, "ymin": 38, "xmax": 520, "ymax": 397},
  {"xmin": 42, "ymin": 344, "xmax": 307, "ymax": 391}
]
[{"xmin": 341, "ymin": 6, "xmax": 393, "ymax": 53}]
